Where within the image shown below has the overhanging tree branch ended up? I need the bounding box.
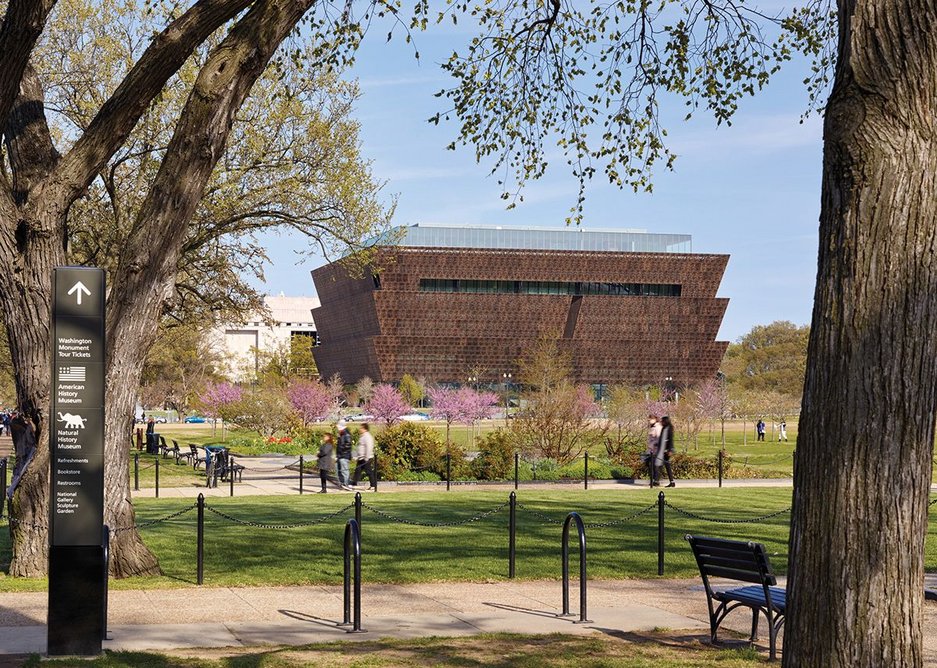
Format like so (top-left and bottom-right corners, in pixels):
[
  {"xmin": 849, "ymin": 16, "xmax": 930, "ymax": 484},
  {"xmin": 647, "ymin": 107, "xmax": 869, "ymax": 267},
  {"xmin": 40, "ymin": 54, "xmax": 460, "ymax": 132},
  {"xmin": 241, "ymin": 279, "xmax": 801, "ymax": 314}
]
[
  {"xmin": 0, "ymin": 0, "xmax": 56, "ymax": 131},
  {"xmin": 53, "ymin": 0, "xmax": 255, "ymax": 205},
  {"xmin": 4, "ymin": 63, "xmax": 59, "ymax": 204}
]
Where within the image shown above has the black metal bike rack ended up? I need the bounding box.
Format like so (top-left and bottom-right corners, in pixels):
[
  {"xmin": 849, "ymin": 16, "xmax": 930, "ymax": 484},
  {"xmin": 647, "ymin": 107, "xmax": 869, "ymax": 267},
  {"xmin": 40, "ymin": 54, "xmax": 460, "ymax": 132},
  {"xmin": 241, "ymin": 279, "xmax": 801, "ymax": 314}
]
[
  {"xmin": 340, "ymin": 518, "xmax": 366, "ymax": 633},
  {"xmin": 560, "ymin": 512, "xmax": 591, "ymax": 623}
]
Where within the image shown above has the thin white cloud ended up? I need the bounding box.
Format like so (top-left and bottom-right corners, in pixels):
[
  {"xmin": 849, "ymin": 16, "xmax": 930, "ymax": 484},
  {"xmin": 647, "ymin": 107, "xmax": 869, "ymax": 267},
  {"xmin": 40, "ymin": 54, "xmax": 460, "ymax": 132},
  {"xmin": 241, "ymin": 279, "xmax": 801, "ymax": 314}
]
[
  {"xmin": 668, "ymin": 113, "xmax": 822, "ymax": 155},
  {"xmin": 358, "ymin": 74, "xmax": 447, "ymax": 89}
]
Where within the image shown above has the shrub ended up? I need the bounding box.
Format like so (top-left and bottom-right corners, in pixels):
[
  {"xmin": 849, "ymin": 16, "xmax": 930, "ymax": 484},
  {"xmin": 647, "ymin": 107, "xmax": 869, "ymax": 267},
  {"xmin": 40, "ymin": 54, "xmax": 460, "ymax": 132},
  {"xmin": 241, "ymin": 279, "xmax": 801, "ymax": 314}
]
[
  {"xmin": 375, "ymin": 422, "xmax": 446, "ymax": 478},
  {"xmin": 471, "ymin": 429, "xmax": 516, "ymax": 480},
  {"xmin": 557, "ymin": 456, "xmax": 614, "ymax": 480},
  {"xmin": 529, "ymin": 457, "xmax": 559, "ymax": 481},
  {"xmin": 394, "ymin": 470, "xmax": 443, "ymax": 482}
]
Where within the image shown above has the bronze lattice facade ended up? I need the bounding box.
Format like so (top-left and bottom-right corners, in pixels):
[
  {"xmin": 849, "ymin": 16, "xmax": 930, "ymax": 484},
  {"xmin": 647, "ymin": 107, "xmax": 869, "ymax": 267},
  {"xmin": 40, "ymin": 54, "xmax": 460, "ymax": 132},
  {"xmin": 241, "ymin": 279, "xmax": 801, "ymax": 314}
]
[{"xmin": 311, "ymin": 237, "xmax": 729, "ymax": 387}]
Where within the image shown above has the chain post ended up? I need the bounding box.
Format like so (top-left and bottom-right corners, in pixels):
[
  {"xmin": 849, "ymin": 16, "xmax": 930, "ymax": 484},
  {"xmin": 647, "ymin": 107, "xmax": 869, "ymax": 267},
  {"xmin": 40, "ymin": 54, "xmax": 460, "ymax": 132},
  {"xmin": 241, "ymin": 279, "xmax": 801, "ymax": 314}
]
[
  {"xmin": 155, "ymin": 458, "xmax": 159, "ymax": 498},
  {"xmin": 584, "ymin": 452, "xmax": 589, "ymax": 490},
  {"xmin": 133, "ymin": 453, "xmax": 139, "ymax": 492},
  {"xmin": 0, "ymin": 457, "xmax": 6, "ymax": 518},
  {"xmin": 509, "ymin": 491, "xmax": 516, "ymax": 578},
  {"xmin": 197, "ymin": 493, "xmax": 205, "ymax": 585},
  {"xmin": 299, "ymin": 455, "xmax": 304, "ymax": 495},
  {"xmin": 718, "ymin": 450, "xmax": 723, "ymax": 488},
  {"xmin": 446, "ymin": 453, "xmax": 451, "ymax": 491},
  {"xmin": 657, "ymin": 491, "xmax": 665, "ymax": 576},
  {"xmin": 229, "ymin": 455, "xmax": 235, "ymax": 497},
  {"xmin": 373, "ymin": 453, "xmax": 378, "ymax": 493},
  {"xmin": 514, "ymin": 452, "xmax": 519, "ymax": 490},
  {"xmin": 341, "ymin": 519, "xmax": 366, "ymax": 633}
]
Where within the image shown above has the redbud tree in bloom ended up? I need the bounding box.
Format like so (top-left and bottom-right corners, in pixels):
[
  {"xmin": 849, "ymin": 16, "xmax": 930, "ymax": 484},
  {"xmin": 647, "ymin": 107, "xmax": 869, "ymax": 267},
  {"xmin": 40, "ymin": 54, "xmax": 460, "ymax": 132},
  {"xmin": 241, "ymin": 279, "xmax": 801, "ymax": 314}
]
[
  {"xmin": 287, "ymin": 380, "xmax": 333, "ymax": 427},
  {"xmin": 367, "ymin": 384, "xmax": 410, "ymax": 425}
]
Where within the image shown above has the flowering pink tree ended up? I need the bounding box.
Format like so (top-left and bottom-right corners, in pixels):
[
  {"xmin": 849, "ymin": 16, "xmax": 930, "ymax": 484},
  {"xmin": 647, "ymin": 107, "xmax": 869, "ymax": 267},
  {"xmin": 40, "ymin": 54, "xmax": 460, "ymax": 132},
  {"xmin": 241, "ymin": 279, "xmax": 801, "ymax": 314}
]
[
  {"xmin": 367, "ymin": 384, "xmax": 410, "ymax": 425},
  {"xmin": 287, "ymin": 380, "xmax": 333, "ymax": 427},
  {"xmin": 427, "ymin": 386, "xmax": 467, "ymax": 449},
  {"xmin": 198, "ymin": 382, "xmax": 242, "ymax": 437}
]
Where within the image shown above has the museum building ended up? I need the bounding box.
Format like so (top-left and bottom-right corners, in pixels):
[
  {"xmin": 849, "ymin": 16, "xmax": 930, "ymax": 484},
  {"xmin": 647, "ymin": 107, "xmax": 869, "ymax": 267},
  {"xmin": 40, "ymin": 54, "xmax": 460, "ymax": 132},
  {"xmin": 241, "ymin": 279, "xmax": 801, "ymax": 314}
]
[{"xmin": 310, "ymin": 224, "xmax": 729, "ymax": 387}]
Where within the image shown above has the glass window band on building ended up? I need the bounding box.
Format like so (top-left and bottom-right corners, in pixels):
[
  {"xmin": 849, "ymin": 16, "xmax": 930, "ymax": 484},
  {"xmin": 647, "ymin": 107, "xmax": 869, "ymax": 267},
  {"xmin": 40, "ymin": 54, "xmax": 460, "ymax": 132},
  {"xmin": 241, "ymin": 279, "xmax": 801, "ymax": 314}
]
[{"xmin": 418, "ymin": 278, "xmax": 682, "ymax": 297}]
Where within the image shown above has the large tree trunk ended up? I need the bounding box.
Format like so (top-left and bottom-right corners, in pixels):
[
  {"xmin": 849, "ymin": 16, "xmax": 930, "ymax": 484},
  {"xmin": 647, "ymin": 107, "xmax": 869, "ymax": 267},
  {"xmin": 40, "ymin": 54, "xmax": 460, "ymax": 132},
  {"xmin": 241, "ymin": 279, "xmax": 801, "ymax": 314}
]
[{"xmin": 784, "ymin": 2, "xmax": 937, "ymax": 665}]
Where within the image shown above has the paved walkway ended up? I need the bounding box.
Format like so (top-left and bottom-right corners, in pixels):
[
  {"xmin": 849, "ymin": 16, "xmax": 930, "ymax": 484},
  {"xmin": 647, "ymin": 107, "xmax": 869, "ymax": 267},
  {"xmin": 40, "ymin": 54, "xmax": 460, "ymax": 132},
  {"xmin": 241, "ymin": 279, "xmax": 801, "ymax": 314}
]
[{"xmin": 0, "ymin": 577, "xmax": 932, "ymax": 662}]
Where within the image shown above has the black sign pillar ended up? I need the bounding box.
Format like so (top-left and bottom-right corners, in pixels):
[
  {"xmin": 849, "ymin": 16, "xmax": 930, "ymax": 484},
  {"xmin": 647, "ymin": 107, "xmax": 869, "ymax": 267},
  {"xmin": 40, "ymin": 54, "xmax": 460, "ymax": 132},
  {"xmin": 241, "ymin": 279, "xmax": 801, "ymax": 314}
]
[{"xmin": 48, "ymin": 267, "xmax": 106, "ymax": 656}]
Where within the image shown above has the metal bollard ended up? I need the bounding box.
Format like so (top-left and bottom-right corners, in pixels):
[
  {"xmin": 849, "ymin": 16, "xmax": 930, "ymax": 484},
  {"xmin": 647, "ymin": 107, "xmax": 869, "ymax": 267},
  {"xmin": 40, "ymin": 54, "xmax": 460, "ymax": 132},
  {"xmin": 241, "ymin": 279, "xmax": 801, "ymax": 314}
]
[
  {"xmin": 299, "ymin": 455, "xmax": 304, "ymax": 495},
  {"xmin": 341, "ymin": 519, "xmax": 366, "ymax": 633},
  {"xmin": 509, "ymin": 491, "xmax": 516, "ymax": 578},
  {"xmin": 102, "ymin": 524, "xmax": 110, "ymax": 640},
  {"xmin": 584, "ymin": 452, "xmax": 589, "ymax": 490},
  {"xmin": 133, "ymin": 453, "xmax": 139, "ymax": 492},
  {"xmin": 718, "ymin": 450, "xmax": 723, "ymax": 488},
  {"xmin": 155, "ymin": 458, "xmax": 160, "ymax": 498},
  {"xmin": 446, "ymin": 454, "xmax": 451, "ymax": 491},
  {"xmin": 355, "ymin": 492, "xmax": 362, "ymax": 537},
  {"xmin": 560, "ymin": 512, "xmax": 591, "ymax": 623},
  {"xmin": 657, "ymin": 491, "xmax": 665, "ymax": 576},
  {"xmin": 197, "ymin": 493, "xmax": 205, "ymax": 585},
  {"xmin": 514, "ymin": 452, "xmax": 519, "ymax": 490},
  {"xmin": 229, "ymin": 455, "xmax": 235, "ymax": 497}
]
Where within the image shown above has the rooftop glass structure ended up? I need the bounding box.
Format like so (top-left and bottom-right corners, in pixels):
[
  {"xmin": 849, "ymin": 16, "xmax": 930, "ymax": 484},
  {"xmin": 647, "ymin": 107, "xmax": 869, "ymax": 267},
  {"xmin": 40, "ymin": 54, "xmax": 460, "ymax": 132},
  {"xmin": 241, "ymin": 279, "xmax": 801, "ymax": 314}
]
[{"xmin": 379, "ymin": 223, "xmax": 692, "ymax": 254}]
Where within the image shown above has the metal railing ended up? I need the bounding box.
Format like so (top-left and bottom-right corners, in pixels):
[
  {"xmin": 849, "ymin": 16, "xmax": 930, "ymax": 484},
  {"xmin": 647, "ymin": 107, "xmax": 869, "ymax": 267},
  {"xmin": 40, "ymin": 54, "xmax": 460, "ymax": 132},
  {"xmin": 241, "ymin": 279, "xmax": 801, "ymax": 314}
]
[{"xmin": 560, "ymin": 512, "xmax": 590, "ymax": 623}]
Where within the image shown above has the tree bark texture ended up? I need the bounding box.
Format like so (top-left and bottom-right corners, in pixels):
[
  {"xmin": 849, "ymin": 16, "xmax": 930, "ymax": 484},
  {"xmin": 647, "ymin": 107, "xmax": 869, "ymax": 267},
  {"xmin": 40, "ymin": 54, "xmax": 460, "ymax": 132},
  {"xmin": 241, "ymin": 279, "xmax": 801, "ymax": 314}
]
[
  {"xmin": 785, "ymin": 2, "xmax": 937, "ymax": 665},
  {"xmin": 0, "ymin": 0, "xmax": 314, "ymax": 576}
]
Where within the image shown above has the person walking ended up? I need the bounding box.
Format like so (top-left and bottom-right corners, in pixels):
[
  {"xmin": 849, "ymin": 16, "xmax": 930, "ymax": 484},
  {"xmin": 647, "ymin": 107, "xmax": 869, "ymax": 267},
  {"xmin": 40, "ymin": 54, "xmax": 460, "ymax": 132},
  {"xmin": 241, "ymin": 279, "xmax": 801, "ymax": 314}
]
[
  {"xmin": 351, "ymin": 423, "xmax": 376, "ymax": 489},
  {"xmin": 756, "ymin": 419, "xmax": 766, "ymax": 442},
  {"xmin": 316, "ymin": 432, "xmax": 335, "ymax": 493},
  {"xmin": 656, "ymin": 415, "xmax": 676, "ymax": 488},
  {"xmin": 646, "ymin": 414, "xmax": 662, "ymax": 485},
  {"xmin": 778, "ymin": 419, "xmax": 788, "ymax": 442},
  {"xmin": 335, "ymin": 420, "xmax": 353, "ymax": 490}
]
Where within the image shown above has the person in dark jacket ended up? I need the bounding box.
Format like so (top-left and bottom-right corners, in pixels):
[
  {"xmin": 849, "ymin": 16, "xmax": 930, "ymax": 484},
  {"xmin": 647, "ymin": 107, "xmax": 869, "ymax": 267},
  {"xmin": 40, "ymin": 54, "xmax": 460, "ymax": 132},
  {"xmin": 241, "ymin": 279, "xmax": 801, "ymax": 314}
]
[
  {"xmin": 655, "ymin": 415, "xmax": 676, "ymax": 488},
  {"xmin": 317, "ymin": 433, "xmax": 335, "ymax": 493},
  {"xmin": 335, "ymin": 420, "xmax": 353, "ymax": 490}
]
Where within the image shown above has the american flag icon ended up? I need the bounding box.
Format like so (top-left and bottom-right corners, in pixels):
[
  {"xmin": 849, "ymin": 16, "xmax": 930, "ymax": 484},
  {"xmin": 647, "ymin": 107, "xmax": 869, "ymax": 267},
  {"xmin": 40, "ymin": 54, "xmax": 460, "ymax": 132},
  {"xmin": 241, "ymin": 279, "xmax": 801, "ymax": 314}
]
[{"xmin": 59, "ymin": 367, "xmax": 86, "ymax": 382}]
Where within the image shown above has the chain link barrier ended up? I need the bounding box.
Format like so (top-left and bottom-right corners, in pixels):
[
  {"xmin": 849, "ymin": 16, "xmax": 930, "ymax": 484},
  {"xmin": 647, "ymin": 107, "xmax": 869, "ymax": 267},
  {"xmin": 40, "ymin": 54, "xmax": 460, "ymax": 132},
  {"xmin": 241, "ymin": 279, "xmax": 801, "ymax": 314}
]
[
  {"xmin": 360, "ymin": 499, "xmax": 508, "ymax": 527},
  {"xmin": 515, "ymin": 501, "xmax": 658, "ymax": 527},
  {"xmin": 665, "ymin": 501, "xmax": 791, "ymax": 524},
  {"xmin": 204, "ymin": 502, "xmax": 354, "ymax": 529},
  {"xmin": 237, "ymin": 460, "xmax": 302, "ymax": 473},
  {"xmin": 8, "ymin": 516, "xmax": 47, "ymax": 531},
  {"xmin": 930, "ymin": 498, "xmax": 937, "ymax": 507},
  {"xmin": 113, "ymin": 504, "xmax": 198, "ymax": 533}
]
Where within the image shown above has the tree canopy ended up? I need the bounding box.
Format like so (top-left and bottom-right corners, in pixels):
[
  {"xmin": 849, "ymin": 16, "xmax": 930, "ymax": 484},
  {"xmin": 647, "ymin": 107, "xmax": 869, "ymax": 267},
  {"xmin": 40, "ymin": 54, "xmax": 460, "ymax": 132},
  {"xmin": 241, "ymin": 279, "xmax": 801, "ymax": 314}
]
[{"xmin": 722, "ymin": 320, "xmax": 809, "ymax": 399}]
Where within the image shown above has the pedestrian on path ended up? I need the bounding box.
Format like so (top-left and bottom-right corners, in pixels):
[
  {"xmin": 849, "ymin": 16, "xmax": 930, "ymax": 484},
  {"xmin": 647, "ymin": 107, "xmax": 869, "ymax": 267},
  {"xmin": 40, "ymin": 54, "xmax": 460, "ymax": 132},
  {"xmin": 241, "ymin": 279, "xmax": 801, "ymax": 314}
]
[
  {"xmin": 655, "ymin": 415, "xmax": 676, "ymax": 488},
  {"xmin": 317, "ymin": 433, "xmax": 335, "ymax": 493},
  {"xmin": 645, "ymin": 414, "xmax": 661, "ymax": 484},
  {"xmin": 778, "ymin": 420, "xmax": 788, "ymax": 441},
  {"xmin": 756, "ymin": 419, "xmax": 766, "ymax": 442},
  {"xmin": 336, "ymin": 420, "xmax": 352, "ymax": 489},
  {"xmin": 351, "ymin": 423, "xmax": 376, "ymax": 489}
]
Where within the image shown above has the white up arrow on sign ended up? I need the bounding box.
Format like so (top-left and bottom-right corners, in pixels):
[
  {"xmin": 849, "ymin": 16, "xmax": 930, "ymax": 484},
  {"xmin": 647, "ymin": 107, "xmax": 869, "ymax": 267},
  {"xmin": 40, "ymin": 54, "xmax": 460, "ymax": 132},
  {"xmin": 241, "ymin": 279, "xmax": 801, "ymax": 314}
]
[{"xmin": 67, "ymin": 281, "xmax": 91, "ymax": 305}]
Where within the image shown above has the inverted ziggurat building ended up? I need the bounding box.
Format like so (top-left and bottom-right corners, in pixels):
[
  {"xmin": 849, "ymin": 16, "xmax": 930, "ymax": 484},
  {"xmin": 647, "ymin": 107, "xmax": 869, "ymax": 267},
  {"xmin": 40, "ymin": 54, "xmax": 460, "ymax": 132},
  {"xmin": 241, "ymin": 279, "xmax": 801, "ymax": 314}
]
[{"xmin": 310, "ymin": 224, "xmax": 729, "ymax": 387}]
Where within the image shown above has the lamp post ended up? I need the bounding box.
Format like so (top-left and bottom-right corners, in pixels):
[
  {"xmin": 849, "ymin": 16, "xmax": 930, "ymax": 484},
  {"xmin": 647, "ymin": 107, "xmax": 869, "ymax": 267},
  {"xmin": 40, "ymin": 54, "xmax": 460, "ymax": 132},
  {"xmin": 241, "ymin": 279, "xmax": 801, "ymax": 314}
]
[{"xmin": 502, "ymin": 372, "xmax": 512, "ymax": 426}]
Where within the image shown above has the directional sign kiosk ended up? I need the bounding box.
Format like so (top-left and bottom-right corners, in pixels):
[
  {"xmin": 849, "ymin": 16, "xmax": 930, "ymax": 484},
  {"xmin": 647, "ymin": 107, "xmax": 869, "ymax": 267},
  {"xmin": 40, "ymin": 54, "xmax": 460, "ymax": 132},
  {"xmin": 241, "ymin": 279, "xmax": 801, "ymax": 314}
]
[{"xmin": 48, "ymin": 267, "xmax": 106, "ymax": 655}]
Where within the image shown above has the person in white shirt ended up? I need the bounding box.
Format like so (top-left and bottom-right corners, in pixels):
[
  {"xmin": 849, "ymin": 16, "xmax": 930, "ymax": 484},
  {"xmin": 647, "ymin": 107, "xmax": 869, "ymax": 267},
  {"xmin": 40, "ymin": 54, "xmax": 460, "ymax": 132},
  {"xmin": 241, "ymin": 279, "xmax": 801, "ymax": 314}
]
[{"xmin": 351, "ymin": 423, "xmax": 376, "ymax": 489}]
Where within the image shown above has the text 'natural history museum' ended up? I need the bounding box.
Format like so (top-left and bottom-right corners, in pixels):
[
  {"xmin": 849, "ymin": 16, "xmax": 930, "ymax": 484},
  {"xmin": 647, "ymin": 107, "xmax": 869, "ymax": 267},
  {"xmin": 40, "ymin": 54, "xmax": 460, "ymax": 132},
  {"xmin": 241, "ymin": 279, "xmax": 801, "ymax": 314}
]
[{"xmin": 311, "ymin": 224, "xmax": 729, "ymax": 387}]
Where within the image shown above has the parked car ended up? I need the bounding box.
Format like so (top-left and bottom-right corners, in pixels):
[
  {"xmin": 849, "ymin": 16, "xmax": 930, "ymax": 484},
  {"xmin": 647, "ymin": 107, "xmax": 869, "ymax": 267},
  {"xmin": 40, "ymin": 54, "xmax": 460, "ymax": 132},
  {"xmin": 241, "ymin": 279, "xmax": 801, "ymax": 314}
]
[
  {"xmin": 183, "ymin": 415, "xmax": 208, "ymax": 424},
  {"xmin": 342, "ymin": 413, "xmax": 374, "ymax": 422},
  {"xmin": 153, "ymin": 416, "xmax": 167, "ymax": 423},
  {"xmin": 398, "ymin": 412, "xmax": 430, "ymax": 421}
]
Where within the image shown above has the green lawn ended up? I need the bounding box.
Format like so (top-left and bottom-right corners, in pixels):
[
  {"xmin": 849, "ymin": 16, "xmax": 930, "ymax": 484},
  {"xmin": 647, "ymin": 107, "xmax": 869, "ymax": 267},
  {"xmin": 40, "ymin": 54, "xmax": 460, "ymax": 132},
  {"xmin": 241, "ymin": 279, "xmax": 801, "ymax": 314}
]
[
  {"xmin": 25, "ymin": 633, "xmax": 766, "ymax": 667},
  {"xmin": 1, "ymin": 488, "xmax": 934, "ymax": 592},
  {"xmin": 128, "ymin": 452, "xmax": 206, "ymax": 489}
]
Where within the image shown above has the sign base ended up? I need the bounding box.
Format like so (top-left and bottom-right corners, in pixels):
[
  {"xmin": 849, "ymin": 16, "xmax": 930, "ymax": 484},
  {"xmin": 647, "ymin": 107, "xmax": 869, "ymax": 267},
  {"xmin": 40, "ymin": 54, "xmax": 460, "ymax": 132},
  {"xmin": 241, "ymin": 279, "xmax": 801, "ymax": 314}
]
[{"xmin": 47, "ymin": 545, "xmax": 105, "ymax": 656}]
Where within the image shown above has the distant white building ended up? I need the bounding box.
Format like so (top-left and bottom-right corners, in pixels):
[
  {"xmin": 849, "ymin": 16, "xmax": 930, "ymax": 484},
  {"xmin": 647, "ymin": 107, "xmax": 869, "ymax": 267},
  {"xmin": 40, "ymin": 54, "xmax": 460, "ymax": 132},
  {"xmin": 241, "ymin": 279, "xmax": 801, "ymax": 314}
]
[{"xmin": 213, "ymin": 295, "xmax": 319, "ymax": 380}]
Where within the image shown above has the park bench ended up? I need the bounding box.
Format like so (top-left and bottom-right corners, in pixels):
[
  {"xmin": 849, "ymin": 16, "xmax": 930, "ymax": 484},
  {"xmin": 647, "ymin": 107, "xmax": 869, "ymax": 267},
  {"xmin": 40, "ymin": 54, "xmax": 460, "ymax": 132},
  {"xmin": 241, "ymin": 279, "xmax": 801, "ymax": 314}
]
[
  {"xmin": 158, "ymin": 435, "xmax": 172, "ymax": 458},
  {"xmin": 189, "ymin": 444, "xmax": 204, "ymax": 469},
  {"xmin": 685, "ymin": 534, "xmax": 786, "ymax": 660},
  {"xmin": 171, "ymin": 439, "xmax": 195, "ymax": 467},
  {"xmin": 208, "ymin": 448, "xmax": 244, "ymax": 486}
]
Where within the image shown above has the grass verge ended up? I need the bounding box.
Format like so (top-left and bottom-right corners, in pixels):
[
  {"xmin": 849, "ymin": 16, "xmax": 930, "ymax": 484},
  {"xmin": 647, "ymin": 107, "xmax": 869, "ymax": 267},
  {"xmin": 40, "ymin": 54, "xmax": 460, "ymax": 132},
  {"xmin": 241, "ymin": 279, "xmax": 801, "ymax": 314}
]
[{"xmin": 24, "ymin": 632, "xmax": 767, "ymax": 667}]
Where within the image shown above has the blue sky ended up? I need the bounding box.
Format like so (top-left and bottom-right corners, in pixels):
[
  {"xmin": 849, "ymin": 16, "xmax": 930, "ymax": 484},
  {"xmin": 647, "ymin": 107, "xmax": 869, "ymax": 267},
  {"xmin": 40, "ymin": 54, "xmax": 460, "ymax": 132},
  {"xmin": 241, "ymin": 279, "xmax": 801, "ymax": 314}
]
[{"xmin": 257, "ymin": 16, "xmax": 824, "ymax": 343}]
